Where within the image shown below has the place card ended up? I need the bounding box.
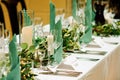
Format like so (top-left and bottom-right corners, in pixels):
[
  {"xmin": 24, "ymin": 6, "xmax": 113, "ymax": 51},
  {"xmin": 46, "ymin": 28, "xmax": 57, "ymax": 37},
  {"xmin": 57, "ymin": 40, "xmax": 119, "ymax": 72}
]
[{"xmin": 57, "ymin": 56, "xmax": 81, "ymax": 72}]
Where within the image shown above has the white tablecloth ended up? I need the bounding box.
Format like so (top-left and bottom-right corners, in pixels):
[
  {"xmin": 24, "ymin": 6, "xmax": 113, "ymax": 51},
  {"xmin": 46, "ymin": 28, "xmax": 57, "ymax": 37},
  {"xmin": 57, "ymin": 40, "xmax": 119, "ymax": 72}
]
[{"xmin": 34, "ymin": 36, "xmax": 120, "ymax": 80}]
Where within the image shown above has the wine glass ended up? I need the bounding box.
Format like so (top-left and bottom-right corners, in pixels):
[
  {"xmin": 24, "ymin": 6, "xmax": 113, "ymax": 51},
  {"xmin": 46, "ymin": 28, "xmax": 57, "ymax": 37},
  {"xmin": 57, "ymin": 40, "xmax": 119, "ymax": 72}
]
[{"xmin": 39, "ymin": 50, "xmax": 50, "ymax": 70}]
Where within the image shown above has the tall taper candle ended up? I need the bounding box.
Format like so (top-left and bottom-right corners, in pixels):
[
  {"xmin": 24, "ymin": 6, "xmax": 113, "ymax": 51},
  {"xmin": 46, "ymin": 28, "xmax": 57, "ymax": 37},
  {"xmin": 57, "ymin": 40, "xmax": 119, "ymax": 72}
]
[{"xmin": 47, "ymin": 34, "xmax": 54, "ymax": 55}]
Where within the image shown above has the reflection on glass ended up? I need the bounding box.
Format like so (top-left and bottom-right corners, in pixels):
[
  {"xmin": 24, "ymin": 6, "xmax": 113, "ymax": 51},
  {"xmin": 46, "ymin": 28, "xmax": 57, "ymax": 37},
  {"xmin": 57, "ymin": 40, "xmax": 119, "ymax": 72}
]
[
  {"xmin": 33, "ymin": 17, "xmax": 43, "ymax": 45},
  {"xmin": 56, "ymin": 8, "xmax": 65, "ymax": 24}
]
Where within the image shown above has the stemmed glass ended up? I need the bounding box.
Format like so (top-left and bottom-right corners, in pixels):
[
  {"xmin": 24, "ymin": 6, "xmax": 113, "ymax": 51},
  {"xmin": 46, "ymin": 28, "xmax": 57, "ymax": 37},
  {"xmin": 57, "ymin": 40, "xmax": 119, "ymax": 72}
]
[
  {"xmin": 76, "ymin": 6, "xmax": 88, "ymax": 52},
  {"xmin": 39, "ymin": 49, "xmax": 50, "ymax": 70},
  {"xmin": 78, "ymin": 22, "xmax": 88, "ymax": 51},
  {"xmin": 49, "ymin": 30, "xmax": 62, "ymax": 67},
  {"xmin": 32, "ymin": 18, "xmax": 50, "ymax": 70},
  {"xmin": 50, "ymin": 30, "xmax": 62, "ymax": 52}
]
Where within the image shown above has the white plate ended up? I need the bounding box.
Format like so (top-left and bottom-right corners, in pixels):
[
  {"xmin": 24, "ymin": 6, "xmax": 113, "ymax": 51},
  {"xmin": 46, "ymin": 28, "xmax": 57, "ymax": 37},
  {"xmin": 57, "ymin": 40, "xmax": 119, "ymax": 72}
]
[{"xmin": 102, "ymin": 36, "xmax": 120, "ymax": 44}]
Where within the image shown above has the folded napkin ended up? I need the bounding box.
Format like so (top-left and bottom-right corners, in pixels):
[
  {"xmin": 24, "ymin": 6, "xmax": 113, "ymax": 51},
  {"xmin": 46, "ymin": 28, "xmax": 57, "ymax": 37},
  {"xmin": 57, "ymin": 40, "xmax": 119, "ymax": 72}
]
[
  {"xmin": 23, "ymin": 9, "xmax": 32, "ymax": 26},
  {"xmin": 92, "ymin": 10, "xmax": 95, "ymax": 22},
  {"xmin": 54, "ymin": 20, "xmax": 63, "ymax": 63},
  {"xmin": 80, "ymin": 0, "xmax": 92, "ymax": 43},
  {"xmin": 72, "ymin": 0, "xmax": 77, "ymax": 20},
  {"xmin": 2, "ymin": 35, "xmax": 21, "ymax": 80},
  {"xmin": 50, "ymin": 1, "xmax": 63, "ymax": 63},
  {"xmin": 50, "ymin": 1, "xmax": 55, "ymax": 31}
]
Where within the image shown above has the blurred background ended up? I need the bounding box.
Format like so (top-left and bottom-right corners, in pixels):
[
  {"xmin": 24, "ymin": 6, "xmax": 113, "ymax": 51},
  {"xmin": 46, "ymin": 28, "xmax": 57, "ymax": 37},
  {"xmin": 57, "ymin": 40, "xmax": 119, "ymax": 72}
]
[{"xmin": 0, "ymin": 0, "xmax": 110, "ymax": 38}]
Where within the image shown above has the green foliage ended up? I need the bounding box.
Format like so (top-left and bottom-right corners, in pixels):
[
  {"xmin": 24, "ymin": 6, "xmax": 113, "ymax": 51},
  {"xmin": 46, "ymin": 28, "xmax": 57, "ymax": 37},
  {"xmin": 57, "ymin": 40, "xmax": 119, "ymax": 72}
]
[
  {"xmin": 93, "ymin": 22, "xmax": 120, "ymax": 37},
  {"xmin": 18, "ymin": 22, "xmax": 85, "ymax": 79},
  {"xmin": 0, "ymin": 54, "xmax": 10, "ymax": 78},
  {"xmin": 34, "ymin": 37, "xmax": 48, "ymax": 52},
  {"xmin": 34, "ymin": 37, "xmax": 51, "ymax": 66},
  {"xmin": 19, "ymin": 36, "xmax": 54, "ymax": 80},
  {"xmin": 62, "ymin": 23, "xmax": 83, "ymax": 51},
  {"xmin": 19, "ymin": 43, "xmax": 36, "ymax": 80}
]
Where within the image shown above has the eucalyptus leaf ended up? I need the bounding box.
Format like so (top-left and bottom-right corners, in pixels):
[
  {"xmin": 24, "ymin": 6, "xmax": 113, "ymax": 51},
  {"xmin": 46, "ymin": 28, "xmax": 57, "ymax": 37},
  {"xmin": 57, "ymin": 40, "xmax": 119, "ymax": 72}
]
[
  {"xmin": 62, "ymin": 22, "xmax": 83, "ymax": 51},
  {"xmin": 29, "ymin": 45, "xmax": 36, "ymax": 52},
  {"xmin": 21, "ymin": 43, "xmax": 28, "ymax": 50}
]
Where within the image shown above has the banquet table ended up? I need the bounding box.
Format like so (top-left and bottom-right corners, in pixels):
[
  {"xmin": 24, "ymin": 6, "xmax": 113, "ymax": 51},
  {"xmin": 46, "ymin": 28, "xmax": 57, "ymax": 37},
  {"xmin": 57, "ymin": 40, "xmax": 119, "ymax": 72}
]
[{"xmin": 33, "ymin": 36, "xmax": 120, "ymax": 80}]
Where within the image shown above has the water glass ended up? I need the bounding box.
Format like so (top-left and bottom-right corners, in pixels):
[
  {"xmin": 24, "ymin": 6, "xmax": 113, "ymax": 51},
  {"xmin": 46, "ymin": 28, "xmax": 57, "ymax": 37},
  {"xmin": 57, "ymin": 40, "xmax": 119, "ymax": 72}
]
[
  {"xmin": 76, "ymin": 8, "xmax": 85, "ymax": 25},
  {"xmin": 50, "ymin": 30, "xmax": 62, "ymax": 50},
  {"xmin": 33, "ymin": 17, "xmax": 43, "ymax": 44},
  {"xmin": 0, "ymin": 22, "xmax": 4, "ymax": 52},
  {"xmin": 56, "ymin": 8, "xmax": 65, "ymax": 24}
]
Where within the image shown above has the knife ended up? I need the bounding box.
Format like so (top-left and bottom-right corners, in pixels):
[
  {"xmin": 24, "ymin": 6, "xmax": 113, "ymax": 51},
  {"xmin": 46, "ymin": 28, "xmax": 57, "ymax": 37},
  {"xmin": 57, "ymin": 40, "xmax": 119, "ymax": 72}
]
[
  {"xmin": 74, "ymin": 50, "xmax": 107, "ymax": 55},
  {"xmin": 76, "ymin": 57, "xmax": 100, "ymax": 61}
]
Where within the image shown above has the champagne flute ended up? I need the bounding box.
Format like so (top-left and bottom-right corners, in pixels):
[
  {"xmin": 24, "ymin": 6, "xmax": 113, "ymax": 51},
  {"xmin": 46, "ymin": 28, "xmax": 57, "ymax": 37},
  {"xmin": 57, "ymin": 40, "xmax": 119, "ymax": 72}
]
[{"xmin": 39, "ymin": 50, "xmax": 50, "ymax": 70}]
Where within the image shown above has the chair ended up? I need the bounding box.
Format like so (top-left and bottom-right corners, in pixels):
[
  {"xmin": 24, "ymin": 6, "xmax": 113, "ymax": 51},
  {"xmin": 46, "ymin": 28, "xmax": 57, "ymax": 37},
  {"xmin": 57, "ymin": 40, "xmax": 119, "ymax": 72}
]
[
  {"xmin": 0, "ymin": 1, "xmax": 13, "ymax": 39},
  {"xmin": 1, "ymin": 0, "xmax": 27, "ymax": 39},
  {"xmin": 0, "ymin": 1, "xmax": 5, "ymax": 25}
]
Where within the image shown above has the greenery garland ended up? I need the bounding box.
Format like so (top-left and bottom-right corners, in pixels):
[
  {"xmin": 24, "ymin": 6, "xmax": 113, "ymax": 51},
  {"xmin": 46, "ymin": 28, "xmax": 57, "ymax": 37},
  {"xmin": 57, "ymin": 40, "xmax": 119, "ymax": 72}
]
[
  {"xmin": 19, "ymin": 43, "xmax": 36, "ymax": 80},
  {"xmin": 62, "ymin": 23, "xmax": 83, "ymax": 52},
  {"xmin": 19, "ymin": 36, "xmax": 54, "ymax": 80},
  {"xmin": 93, "ymin": 21, "xmax": 120, "ymax": 37}
]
